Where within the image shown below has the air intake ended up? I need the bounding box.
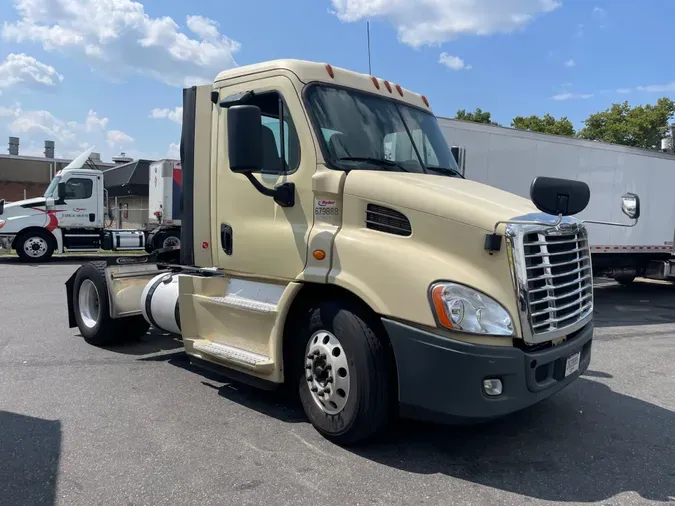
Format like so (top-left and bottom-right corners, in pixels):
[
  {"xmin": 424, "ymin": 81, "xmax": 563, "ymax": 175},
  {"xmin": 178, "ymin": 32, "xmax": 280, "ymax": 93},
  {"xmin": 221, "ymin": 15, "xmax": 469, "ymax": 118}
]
[{"xmin": 366, "ymin": 204, "xmax": 411, "ymax": 236}]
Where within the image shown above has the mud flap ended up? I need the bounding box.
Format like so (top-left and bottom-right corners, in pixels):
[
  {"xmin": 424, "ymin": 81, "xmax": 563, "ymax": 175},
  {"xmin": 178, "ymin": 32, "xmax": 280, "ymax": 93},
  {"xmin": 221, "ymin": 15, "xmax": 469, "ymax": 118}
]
[{"xmin": 65, "ymin": 269, "xmax": 78, "ymax": 328}]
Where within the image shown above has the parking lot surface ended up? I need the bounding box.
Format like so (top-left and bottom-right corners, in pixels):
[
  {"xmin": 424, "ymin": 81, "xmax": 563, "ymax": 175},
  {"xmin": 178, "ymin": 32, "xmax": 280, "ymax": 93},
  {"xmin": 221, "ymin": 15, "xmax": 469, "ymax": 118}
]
[{"xmin": 1, "ymin": 258, "xmax": 674, "ymax": 506}]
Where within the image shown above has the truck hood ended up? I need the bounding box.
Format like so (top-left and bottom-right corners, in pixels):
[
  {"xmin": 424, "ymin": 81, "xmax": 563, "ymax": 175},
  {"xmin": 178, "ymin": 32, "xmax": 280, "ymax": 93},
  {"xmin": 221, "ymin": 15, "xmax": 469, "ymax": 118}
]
[
  {"xmin": 344, "ymin": 171, "xmax": 539, "ymax": 231},
  {"xmin": 1, "ymin": 197, "xmax": 46, "ymax": 216}
]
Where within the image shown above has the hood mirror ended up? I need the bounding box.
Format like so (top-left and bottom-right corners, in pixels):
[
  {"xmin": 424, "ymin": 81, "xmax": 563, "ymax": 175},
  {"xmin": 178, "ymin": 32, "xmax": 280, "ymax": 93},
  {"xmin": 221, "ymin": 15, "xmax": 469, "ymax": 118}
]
[
  {"xmin": 621, "ymin": 193, "xmax": 640, "ymax": 220},
  {"xmin": 529, "ymin": 177, "xmax": 590, "ymax": 216}
]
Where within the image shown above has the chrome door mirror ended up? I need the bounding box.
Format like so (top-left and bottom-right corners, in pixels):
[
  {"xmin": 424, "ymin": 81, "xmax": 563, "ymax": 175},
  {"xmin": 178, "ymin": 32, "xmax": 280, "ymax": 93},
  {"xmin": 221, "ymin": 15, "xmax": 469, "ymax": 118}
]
[{"xmin": 621, "ymin": 193, "xmax": 640, "ymax": 220}]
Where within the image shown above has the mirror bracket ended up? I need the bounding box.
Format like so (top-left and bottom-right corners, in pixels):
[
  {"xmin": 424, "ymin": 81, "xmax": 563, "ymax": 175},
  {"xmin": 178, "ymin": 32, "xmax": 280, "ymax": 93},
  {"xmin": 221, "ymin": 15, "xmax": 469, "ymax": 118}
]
[
  {"xmin": 243, "ymin": 172, "xmax": 295, "ymax": 208},
  {"xmin": 485, "ymin": 214, "xmax": 564, "ymax": 253}
]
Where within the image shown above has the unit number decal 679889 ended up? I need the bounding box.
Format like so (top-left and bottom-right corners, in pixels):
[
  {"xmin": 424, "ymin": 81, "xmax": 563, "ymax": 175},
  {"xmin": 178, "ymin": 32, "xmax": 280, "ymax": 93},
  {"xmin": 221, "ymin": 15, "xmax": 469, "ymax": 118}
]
[{"xmin": 315, "ymin": 199, "xmax": 340, "ymax": 216}]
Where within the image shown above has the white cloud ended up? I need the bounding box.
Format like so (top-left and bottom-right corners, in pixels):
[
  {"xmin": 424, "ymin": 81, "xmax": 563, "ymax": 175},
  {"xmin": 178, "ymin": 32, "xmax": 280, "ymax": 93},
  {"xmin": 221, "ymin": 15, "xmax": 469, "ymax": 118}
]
[
  {"xmin": 592, "ymin": 6, "xmax": 607, "ymax": 18},
  {"xmin": 438, "ymin": 53, "xmax": 471, "ymax": 71},
  {"xmin": 150, "ymin": 106, "xmax": 183, "ymax": 124},
  {"xmin": 564, "ymin": 59, "xmax": 575, "ymax": 67},
  {"xmin": 0, "ymin": 53, "xmax": 63, "ymax": 93},
  {"xmin": 106, "ymin": 129, "xmax": 134, "ymax": 148},
  {"xmin": 2, "ymin": 0, "xmax": 240, "ymax": 87},
  {"xmin": 167, "ymin": 142, "xmax": 180, "ymax": 159},
  {"xmin": 552, "ymin": 92, "xmax": 593, "ymax": 101},
  {"xmin": 575, "ymin": 23, "xmax": 584, "ymax": 38},
  {"xmin": 615, "ymin": 88, "xmax": 631, "ymax": 94},
  {"xmin": 330, "ymin": 0, "xmax": 560, "ymax": 47},
  {"xmin": 0, "ymin": 102, "xmax": 133, "ymax": 159},
  {"xmin": 636, "ymin": 83, "xmax": 675, "ymax": 93}
]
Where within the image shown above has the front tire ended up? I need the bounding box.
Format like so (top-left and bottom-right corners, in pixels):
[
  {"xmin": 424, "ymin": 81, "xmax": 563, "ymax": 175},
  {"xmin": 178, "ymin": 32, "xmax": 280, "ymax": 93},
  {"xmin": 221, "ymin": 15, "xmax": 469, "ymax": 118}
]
[
  {"xmin": 73, "ymin": 261, "xmax": 149, "ymax": 346},
  {"xmin": 16, "ymin": 229, "xmax": 54, "ymax": 262},
  {"xmin": 293, "ymin": 300, "xmax": 393, "ymax": 445},
  {"xmin": 614, "ymin": 274, "xmax": 636, "ymax": 286}
]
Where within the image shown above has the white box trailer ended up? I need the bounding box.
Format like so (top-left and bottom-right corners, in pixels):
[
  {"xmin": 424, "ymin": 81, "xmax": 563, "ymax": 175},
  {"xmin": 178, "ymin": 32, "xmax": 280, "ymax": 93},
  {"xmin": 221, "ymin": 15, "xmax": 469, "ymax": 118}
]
[
  {"xmin": 146, "ymin": 159, "xmax": 182, "ymax": 251},
  {"xmin": 148, "ymin": 159, "xmax": 182, "ymax": 226},
  {"xmin": 439, "ymin": 118, "xmax": 675, "ymax": 284}
]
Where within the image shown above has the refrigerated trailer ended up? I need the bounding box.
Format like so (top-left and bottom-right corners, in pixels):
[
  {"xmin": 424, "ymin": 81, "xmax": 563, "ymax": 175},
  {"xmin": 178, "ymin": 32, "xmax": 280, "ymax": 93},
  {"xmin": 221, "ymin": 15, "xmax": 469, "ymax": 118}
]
[{"xmin": 439, "ymin": 118, "xmax": 675, "ymax": 284}]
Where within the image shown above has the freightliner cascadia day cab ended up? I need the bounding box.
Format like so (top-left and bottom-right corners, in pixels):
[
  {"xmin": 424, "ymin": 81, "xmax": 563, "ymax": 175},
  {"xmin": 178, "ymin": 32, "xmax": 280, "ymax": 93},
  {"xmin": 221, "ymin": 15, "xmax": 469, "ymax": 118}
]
[{"xmin": 65, "ymin": 60, "xmax": 640, "ymax": 444}]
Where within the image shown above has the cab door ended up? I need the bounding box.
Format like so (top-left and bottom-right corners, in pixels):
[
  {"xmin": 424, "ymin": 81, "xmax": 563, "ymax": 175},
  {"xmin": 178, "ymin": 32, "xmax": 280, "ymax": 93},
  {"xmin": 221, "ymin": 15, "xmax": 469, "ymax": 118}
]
[
  {"xmin": 213, "ymin": 75, "xmax": 316, "ymax": 280},
  {"xmin": 55, "ymin": 173, "xmax": 102, "ymax": 228}
]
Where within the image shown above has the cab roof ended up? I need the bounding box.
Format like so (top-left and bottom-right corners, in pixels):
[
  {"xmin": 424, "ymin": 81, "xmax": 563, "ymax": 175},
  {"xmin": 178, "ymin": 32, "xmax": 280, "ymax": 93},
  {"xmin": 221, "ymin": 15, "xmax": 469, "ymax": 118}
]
[{"xmin": 214, "ymin": 59, "xmax": 432, "ymax": 112}]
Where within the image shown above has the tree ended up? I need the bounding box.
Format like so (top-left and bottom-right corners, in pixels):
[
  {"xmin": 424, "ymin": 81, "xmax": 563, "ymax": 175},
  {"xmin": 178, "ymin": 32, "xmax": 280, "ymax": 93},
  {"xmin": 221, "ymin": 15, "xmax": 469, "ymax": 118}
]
[
  {"xmin": 511, "ymin": 114, "xmax": 576, "ymax": 137},
  {"xmin": 578, "ymin": 97, "xmax": 675, "ymax": 149},
  {"xmin": 454, "ymin": 108, "xmax": 498, "ymax": 125}
]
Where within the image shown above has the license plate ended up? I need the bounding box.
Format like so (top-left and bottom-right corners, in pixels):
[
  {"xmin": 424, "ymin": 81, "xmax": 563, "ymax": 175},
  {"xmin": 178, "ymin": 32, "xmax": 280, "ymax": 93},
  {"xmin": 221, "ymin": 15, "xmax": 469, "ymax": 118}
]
[{"xmin": 565, "ymin": 352, "xmax": 581, "ymax": 377}]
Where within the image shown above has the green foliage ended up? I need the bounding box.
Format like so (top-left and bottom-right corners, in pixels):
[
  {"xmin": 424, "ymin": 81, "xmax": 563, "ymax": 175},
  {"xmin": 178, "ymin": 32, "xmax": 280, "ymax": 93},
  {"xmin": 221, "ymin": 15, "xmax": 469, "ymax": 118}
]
[
  {"xmin": 454, "ymin": 108, "xmax": 498, "ymax": 125},
  {"xmin": 578, "ymin": 97, "xmax": 675, "ymax": 149},
  {"xmin": 511, "ymin": 114, "xmax": 576, "ymax": 136}
]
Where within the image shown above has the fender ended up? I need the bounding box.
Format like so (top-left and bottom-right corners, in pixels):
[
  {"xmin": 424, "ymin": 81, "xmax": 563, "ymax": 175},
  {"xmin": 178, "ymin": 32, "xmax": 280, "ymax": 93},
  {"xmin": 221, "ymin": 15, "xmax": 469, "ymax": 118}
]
[{"xmin": 65, "ymin": 269, "xmax": 78, "ymax": 328}]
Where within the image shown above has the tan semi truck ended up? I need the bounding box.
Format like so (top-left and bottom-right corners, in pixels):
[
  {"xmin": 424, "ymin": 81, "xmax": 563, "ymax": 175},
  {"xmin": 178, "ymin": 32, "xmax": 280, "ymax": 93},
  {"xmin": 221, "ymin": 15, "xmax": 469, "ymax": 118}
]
[{"xmin": 65, "ymin": 59, "xmax": 640, "ymax": 444}]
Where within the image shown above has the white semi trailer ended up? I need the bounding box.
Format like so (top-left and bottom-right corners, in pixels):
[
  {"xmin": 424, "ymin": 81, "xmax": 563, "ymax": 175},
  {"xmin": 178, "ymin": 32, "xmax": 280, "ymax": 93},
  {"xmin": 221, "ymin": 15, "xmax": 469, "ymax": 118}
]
[{"xmin": 440, "ymin": 118, "xmax": 675, "ymax": 284}]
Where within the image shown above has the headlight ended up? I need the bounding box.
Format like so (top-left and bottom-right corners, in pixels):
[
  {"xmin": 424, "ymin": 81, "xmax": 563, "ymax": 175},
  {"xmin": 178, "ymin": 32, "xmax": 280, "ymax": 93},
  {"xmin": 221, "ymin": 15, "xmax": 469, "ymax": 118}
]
[{"xmin": 430, "ymin": 282, "xmax": 514, "ymax": 336}]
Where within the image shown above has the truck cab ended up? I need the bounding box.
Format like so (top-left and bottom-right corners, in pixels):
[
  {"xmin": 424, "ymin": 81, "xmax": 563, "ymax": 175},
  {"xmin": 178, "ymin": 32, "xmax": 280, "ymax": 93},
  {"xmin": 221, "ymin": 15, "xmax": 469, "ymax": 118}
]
[
  {"xmin": 65, "ymin": 59, "xmax": 640, "ymax": 445},
  {"xmin": 0, "ymin": 148, "xmax": 105, "ymax": 260}
]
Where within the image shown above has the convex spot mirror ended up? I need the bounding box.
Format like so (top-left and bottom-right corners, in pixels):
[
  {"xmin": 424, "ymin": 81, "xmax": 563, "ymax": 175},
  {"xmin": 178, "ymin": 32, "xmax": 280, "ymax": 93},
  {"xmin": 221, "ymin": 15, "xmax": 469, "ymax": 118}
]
[
  {"xmin": 621, "ymin": 192, "xmax": 640, "ymax": 220},
  {"xmin": 227, "ymin": 104, "xmax": 262, "ymax": 173},
  {"xmin": 530, "ymin": 176, "xmax": 590, "ymax": 216}
]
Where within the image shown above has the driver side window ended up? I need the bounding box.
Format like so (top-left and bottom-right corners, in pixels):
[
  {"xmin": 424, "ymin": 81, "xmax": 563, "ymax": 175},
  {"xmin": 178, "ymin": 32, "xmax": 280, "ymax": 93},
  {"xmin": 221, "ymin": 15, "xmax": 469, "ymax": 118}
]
[{"xmin": 64, "ymin": 178, "xmax": 93, "ymax": 199}]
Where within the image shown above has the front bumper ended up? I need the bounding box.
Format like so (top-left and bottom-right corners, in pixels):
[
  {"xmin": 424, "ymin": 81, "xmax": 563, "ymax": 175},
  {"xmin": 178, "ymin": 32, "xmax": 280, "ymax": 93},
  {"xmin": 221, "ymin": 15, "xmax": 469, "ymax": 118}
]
[
  {"xmin": 0, "ymin": 235, "xmax": 15, "ymax": 250},
  {"xmin": 383, "ymin": 318, "xmax": 593, "ymax": 423}
]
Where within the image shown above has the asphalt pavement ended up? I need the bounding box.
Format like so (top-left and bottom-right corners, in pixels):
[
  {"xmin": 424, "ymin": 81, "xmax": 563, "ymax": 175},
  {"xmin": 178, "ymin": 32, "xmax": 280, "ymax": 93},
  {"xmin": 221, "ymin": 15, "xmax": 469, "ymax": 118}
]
[{"xmin": 1, "ymin": 257, "xmax": 674, "ymax": 506}]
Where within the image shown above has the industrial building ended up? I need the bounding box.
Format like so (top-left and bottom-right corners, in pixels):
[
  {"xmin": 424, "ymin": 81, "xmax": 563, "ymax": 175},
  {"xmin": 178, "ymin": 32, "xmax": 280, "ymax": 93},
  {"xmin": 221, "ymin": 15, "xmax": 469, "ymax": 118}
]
[{"xmin": 0, "ymin": 137, "xmax": 116, "ymax": 202}]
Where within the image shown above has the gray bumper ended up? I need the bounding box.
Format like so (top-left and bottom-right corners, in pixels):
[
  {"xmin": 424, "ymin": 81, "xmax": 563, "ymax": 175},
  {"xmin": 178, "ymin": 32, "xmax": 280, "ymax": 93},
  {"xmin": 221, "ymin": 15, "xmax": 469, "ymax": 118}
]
[{"xmin": 383, "ymin": 318, "xmax": 593, "ymax": 423}]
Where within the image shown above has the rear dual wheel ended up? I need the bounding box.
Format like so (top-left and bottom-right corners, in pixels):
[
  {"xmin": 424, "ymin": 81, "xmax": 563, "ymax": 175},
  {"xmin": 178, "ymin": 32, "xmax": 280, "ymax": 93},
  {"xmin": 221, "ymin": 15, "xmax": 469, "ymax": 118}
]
[
  {"xmin": 293, "ymin": 300, "xmax": 394, "ymax": 445},
  {"xmin": 72, "ymin": 261, "xmax": 149, "ymax": 346}
]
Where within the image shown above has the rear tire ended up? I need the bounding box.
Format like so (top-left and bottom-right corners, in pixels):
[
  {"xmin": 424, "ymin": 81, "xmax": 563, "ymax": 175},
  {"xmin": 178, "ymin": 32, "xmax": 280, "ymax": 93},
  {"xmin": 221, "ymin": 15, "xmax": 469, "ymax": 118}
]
[
  {"xmin": 73, "ymin": 261, "xmax": 149, "ymax": 346},
  {"xmin": 292, "ymin": 300, "xmax": 393, "ymax": 445},
  {"xmin": 16, "ymin": 229, "xmax": 54, "ymax": 262}
]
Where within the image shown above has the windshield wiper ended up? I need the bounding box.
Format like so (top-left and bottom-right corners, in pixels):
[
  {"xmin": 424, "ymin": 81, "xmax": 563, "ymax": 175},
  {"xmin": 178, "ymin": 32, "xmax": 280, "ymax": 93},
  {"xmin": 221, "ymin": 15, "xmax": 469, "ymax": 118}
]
[
  {"xmin": 337, "ymin": 157, "xmax": 410, "ymax": 172},
  {"xmin": 425, "ymin": 166, "xmax": 465, "ymax": 178}
]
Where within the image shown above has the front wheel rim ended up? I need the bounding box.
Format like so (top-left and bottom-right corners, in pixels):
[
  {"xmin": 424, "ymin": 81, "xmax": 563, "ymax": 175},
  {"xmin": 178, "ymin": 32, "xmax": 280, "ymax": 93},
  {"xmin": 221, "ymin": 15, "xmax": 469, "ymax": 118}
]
[
  {"xmin": 304, "ymin": 330, "xmax": 351, "ymax": 415},
  {"xmin": 24, "ymin": 236, "xmax": 48, "ymax": 258},
  {"xmin": 78, "ymin": 279, "xmax": 100, "ymax": 329}
]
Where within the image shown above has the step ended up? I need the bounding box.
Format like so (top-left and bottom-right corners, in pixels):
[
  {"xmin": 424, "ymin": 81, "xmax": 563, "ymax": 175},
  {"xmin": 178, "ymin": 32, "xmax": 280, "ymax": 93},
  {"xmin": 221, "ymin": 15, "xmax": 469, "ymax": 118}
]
[
  {"xmin": 192, "ymin": 340, "xmax": 273, "ymax": 372},
  {"xmin": 197, "ymin": 294, "xmax": 277, "ymax": 313}
]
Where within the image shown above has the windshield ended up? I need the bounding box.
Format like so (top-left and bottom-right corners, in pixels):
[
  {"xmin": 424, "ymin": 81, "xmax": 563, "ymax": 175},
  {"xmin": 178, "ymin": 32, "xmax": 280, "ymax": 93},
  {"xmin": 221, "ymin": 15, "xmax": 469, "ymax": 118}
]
[
  {"xmin": 44, "ymin": 176, "xmax": 62, "ymax": 198},
  {"xmin": 306, "ymin": 85, "xmax": 460, "ymax": 176}
]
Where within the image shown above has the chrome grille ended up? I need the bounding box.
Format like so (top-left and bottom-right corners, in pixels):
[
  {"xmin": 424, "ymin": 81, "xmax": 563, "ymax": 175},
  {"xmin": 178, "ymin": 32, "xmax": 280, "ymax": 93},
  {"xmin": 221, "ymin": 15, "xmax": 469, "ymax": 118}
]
[
  {"xmin": 506, "ymin": 216, "xmax": 594, "ymax": 344},
  {"xmin": 523, "ymin": 229, "xmax": 593, "ymax": 335}
]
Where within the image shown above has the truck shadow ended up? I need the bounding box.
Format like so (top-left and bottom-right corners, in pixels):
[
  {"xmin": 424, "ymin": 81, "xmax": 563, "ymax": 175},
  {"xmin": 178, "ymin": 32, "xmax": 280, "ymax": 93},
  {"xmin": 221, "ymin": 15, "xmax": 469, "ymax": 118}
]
[
  {"xmin": 155, "ymin": 353, "xmax": 674, "ymax": 502},
  {"xmin": 97, "ymin": 328, "xmax": 184, "ymax": 356},
  {"xmin": 593, "ymin": 280, "xmax": 675, "ymax": 327},
  {"xmin": 0, "ymin": 411, "xmax": 61, "ymax": 506},
  {"xmin": 348, "ymin": 376, "xmax": 675, "ymax": 503}
]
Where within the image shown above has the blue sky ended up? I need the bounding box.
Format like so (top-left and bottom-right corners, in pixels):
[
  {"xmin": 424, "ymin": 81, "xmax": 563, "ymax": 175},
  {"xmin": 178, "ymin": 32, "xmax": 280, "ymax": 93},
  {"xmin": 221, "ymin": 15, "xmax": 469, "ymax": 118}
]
[{"xmin": 1, "ymin": 0, "xmax": 674, "ymax": 162}]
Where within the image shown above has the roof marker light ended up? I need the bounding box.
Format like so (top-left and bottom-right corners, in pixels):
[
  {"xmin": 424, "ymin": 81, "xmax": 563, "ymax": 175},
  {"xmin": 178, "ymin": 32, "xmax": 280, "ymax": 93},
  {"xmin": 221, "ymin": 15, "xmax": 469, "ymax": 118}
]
[
  {"xmin": 371, "ymin": 76, "xmax": 380, "ymax": 89},
  {"xmin": 325, "ymin": 64, "xmax": 335, "ymax": 79},
  {"xmin": 395, "ymin": 84, "xmax": 403, "ymax": 96},
  {"xmin": 422, "ymin": 95, "xmax": 430, "ymax": 107},
  {"xmin": 383, "ymin": 80, "xmax": 392, "ymax": 93}
]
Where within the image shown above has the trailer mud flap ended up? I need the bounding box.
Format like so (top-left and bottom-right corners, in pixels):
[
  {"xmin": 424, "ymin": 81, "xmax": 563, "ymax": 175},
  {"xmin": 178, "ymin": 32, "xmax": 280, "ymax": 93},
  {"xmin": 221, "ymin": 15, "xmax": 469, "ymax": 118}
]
[{"xmin": 65, "ymin": 270, "xmax": 77, "ymax": 328}]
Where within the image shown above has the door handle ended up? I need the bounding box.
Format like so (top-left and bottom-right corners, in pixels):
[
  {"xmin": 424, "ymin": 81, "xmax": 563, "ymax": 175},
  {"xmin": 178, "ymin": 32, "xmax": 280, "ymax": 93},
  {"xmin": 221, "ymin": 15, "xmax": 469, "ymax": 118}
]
[{"xmin": 220, "ymin": 223, "xmax": 233, "ymax": 255}]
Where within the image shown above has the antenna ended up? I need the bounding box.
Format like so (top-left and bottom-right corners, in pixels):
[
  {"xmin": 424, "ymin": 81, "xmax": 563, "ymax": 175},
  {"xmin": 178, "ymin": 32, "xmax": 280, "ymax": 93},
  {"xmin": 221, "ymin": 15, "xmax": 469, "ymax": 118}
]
[{"xmin": 367, "ymin": 21, "xmax": 372, "ymax": 75}]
